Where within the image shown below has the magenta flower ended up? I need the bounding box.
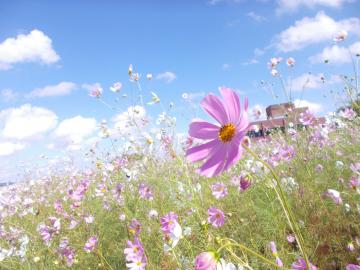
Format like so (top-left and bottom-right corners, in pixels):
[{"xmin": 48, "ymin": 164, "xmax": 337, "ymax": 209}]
[
  {"xmin": 186, "ymin": 87, "xmax": 250, "ymax": 177},
  {"xmin": 195, "ymin": 252, "xmax": 218, "ymax": 270},
  {"xmin": 124, "ymin": 238, "xmax": 144, "ymax": 262},
  {"xmin": 240, "ymin": 174, "xmax": 252, "ymax": 192},
  {"xmin": 84, "ymin": 236, "xmax": 98, "ymax": 253},
  {"xmin": 128, "ymin": 219, "xmax": 142, "ymax": 236},
  {"xmin": 207, "ymin": 207, "xmax": 225, "ymax": 228},
  {"xmin": 269, "ymin": 241, "xmax": 283, "ymax": 267},
  {"xmin": 349, "ymin": 176, "xmax": 360, "ymax": 189},
  {"xmin": 160, "ymin": 212, "xmax": 178, "ymax": 234},
  {"xmin": 138, "ymin": 183, "xmax": 153, "ymax": 200},
  {"xmin": 292, "ymin": 258, "xmax": 317, "ymax": 270},
  {"xmin": 347, "ymin": 264, "xmax": 360, "ymax": 270},
  {"xmin": 211, "ymin": 182, "xmax": 228, "ymax": 199}
]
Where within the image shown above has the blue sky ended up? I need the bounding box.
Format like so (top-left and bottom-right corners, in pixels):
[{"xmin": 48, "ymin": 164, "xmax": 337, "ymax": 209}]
[{"xmin": 0, "ymin": 0, "xmax": 359, "ymax": 182}]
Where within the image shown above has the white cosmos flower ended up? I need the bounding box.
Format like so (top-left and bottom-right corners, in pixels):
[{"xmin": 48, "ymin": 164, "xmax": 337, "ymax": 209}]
[{"xmin": 110, "ymin": 82, "xmax": 122, "ymax": 92}]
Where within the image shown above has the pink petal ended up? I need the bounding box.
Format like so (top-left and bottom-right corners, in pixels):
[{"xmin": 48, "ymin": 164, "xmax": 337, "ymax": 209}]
[
  {"xmin": 222, "ymin": 143, "xmax": 242, "ymax": 172},
  {"xmin": 186, "ymin": 139, "xmax": 219, "ymax": 163},
  {"xmin": 189, "ymin": 120, "xmax": 219, "ymax": 140},
  {"xmin": 201, "ymin": 94, "xmax": 229, "ymax": 125},
  {"xmin": 219, "ymin": 87, "xmax": 241, "ymax": 125},
  {"xmin": 197, "ymin": 145, "xmax": 227, "ymax": 177},
  {"xmin": 236, "ymin": 110, "xmax": 250, "ymax": 132}
]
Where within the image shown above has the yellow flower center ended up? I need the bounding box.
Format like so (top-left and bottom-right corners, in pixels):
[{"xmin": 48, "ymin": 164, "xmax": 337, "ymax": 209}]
[{"xmin": 219, "ymin": 124, "xmax": 236, "ymax": 143}]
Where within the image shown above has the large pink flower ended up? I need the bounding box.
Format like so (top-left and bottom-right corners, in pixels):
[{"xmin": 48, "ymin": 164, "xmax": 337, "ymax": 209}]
[{"xmin": 186, "ymin": 87, "xmax": 249, "ymax": 177}]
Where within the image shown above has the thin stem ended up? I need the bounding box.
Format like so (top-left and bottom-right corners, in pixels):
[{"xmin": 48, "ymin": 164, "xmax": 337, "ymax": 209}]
[
  {"xmin": 243, "ymin": 145, "xmax": 311, "ymax": 269},
  {"xmin": 217, "ymin": 242, "xmax": 287, "ymax": 269}
]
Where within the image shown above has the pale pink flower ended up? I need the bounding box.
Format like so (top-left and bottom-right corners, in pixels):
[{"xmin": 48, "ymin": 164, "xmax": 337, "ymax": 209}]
[
  {"xmin": 211, "ymin": 182, "xmax": 228, "ymax": 199},
  {"xmin": 195, "ymin": 252, "xmax": 218, "ymax": 270},
  {"xmin": 334, "ymin": 30, "xmax": 348, "ymax": 42},
  {"xmin": 207, "ymin": 207, "xmax": 225, "ymax": 228},
  {"xmin": 287, "ymin": 57, "xmax": 295, "ymax": 67}
]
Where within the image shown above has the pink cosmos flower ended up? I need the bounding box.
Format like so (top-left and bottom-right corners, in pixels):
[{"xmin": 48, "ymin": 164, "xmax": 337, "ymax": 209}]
[
  {"xmin": 128, "ymin": 219, "xmax": 142, "ymax": 236},
  {"xmin": 323, "ymin": 189, "xmax": 342, "ymax": 204},
  {"xmin": 333, "ymin": 30, "xmax": 348, "ymax": 42},
  {"xmin": 350, "ymin": 162, "xmax": 360, "ymax": 173},
  {"xmin": 292, "ymin": 258, "xmax": 317, "ymax": 270},
  {"xmin": 138, "ymin": 183, "xmax": 153, "ymax": 200},
  {"xmin": 287, "ymin": 57, "xmax": 295, "ymax": 67},
  {"xmin": 349, "ymin": 176, "xmax": 360, "ymax": 189},
  {"xmin": 195, "ymin": 252, "xmax": 218, "ymax": 270},
  {"xmin": 160, "ymin": 212, "xmax": 178, "ymax": 234},
  {"xmin": 186, "ymin": 87, "xmax": 250, "ymax": 177},
  {"xmin": 299, "ymin": 110, "xmax": 315, "ymax": 126},
  {"xmin": 347, "ymin": 264, "xmax": 360, "ymax": 270},
  {"xmin": 340, "ymin": 108, "xmax": 357, "ymax": 120},
  {"xmin": 207, "ymin": 207, "xmax": 225, "ymax": 228},
  {"xmin": 211, "ymin": 182, "xmax": 228, "ymax": 199},
  {"xmin": 84, "ymin": 236, "xmax": 98, "ymax": 253},
  {"xmin": 124, "ymin": 238, "xmax": 144, "ymax": 262},
  {"xmin": 269, "ymin": 241, "xmax": 283, "ymax": 267}
]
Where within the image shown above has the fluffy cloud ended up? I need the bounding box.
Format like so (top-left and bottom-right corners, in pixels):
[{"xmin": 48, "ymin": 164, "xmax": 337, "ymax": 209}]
[
  {"xmin": 0, "ymin": 29, "xmax": 60, "ymax": 70},
  {"xmin": 0, "ymin": 104, "xmax": 58, "ymax": 140},
  {"xmin": 309, "ymin": 41, "xmax": 360, "ymax": 64},
  {"xmin": 1, "ymin": 89, "xmax": 19, "ymax": 102},
  {"xmin": 53, "ymin": 116, "xmax": 97, "ymax": 145},
  {"xmin": 274, "ymin": 11, "xmax": 360, "ymax": 52},
  {"xmin": 156, "ymin": 71, "xmax": 176, "ymax": 83},
  {"xmin": 0, "ymin": 142, "xmax": 26, "ymax": 156},
  {"xmin": 27, "ymin": 82, "xmax": 77, "ymax": 98},
  {"xmin": 294, "ymin": 99, "xmax": 323, "ymax": 114},
  {"xmin": 276, "ymin": 0, "xmax": 353, "ymax": 15},
  {"xmin": 247, "ymin": 12, "xmax": 266, "ymax": 22},
  {"xmin": 291, "ymin": 73, "xmax": 324, "ymax": 91}
]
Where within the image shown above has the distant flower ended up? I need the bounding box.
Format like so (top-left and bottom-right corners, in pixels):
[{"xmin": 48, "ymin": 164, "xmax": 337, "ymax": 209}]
[
  {"xmin": 252, "ymin": 105, "xmax": 263, "ymax": 120},
  {"xmin": 88, "ymin": 87, "xmax": 103, "ymax": 98},
  {"xmin": 208, "ymin": 207, "xmax": 225, "ymax": 228},
  {"xmin": 299, "ymin": 110, "xmax": 315, "ymax": 126},
  {"xmin": 211, "ymin": 182, "xmax": 228, "ymax": 199},
  {"xmin": 349, "ymin": 176, "xmax": 360, "ymax": 189},
  {"xmin": 287, "ymin": 234, "xmax": 296, "ymax": 243},
  {"xmin": 148, "ymin": 209, "xmax": 158, "ymax": 218},
  {"xmin": 271, "ymin": 69, "xmax": 279, "ymax": 77},
  {"xmin": 268, "ymin": 57, "xmax": 282, "ymax": 69},
  {"xmin": 186, "ymin": 87, "xmax": 249, "ymax": 177},
  {"xmin": 286, "ymin": 57, "xmax": 295, "ymax": 67},
  {"xmin": 340, "ymin": 108, "xmax": 357, "ymax": 120},
  {"xmin": 84, "ymin": 236, "xmax": 98, "ymax": 253},
  {"xmin": 239, "ymin": 174, "xmax": 252, "ymax": 192},
  {"xmin": 128, "ymin": 64, "xmax": 133, "ymax": 76},
  {"xmin": 128, "ymin": 219, "xmax": 141, "ymax": 236},
  {"xmin": 195, "ymin": 252, "xmax": 218, "ymax": 270},
  {"xmin": 333, "ymin": 30, "xmax": 348, "ymax": 42},
  {"xmin": 160, "ymin": 212, "xmax": 178, "ymax": 234},
  {"xmin": 292, "ymin": 258, "xmax": 317, "ymax": 270},
  {"xmin": 315, "ymin": 164, "xmax": 324, "ymax": 172},
  {"xmin": 84, "ymin": 215, "xmax": 94, "ymax": 224},
  {"xmin": 147, "ymin": 92, "xmax": 160, "ymax": 105},
  {"xmin": 347, "ymin": 264, "xmax": 360, "ymax": 270},
  {"xmin": 124, "ymin": 238, "xmax": 144, "ymax": 262},
  {"xmin": 138, "ymin": 183, "xmax": 153, "ymax": 200},
  {"xmin": 323, "ymin": 189, "xmax": 342, "ymax": 204},
  {"xmin": 146, "ymin": 73, "xmax": 152, "ymax": 80},
  {"xmin": 350, "ymin": 163, "xmax": 360, "ymax": 174},
  {"xmin": 110, "ymin": 82, "xmax": 122, "ymax": 92},
  {"xmin": 269, "ymin": 241, "xmax": 283, "ymax": 267}
]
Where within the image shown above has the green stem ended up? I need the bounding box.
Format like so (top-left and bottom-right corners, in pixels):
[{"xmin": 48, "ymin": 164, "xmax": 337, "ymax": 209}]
[
  {"xmin": 244, "ymin": 145, "xmax": 311, "ymax": 269},
  {"xmin": 217, "ymin": 242, "xmax": 287, "ymax": 269}
]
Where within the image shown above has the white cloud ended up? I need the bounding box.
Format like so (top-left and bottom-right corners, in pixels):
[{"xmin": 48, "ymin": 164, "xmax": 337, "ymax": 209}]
[
  {"xmin": 156, "ymin": 71, "xmax": 176, "ymax": 83},
  {"xmin": 242, "ymin": 59, "xmax": 259, "ymax": 66},
  {"xmin": 247, "ymin": 12, "xmax": 266, "ymax": 22},
  {"xmin": 1, "ymin": 89, "xmax": 19, "ymax": 102},
  {"xmin": 276, "ymin": 0, "xmax": 353, "ymax": 15},
  {"xmin": 0, "ymin": 29, "xmax": 60, "ymax": 70},
  {"xmin": 27, "ymin": 82, "xmax": 77, "ymax": 98},
  {"xmin": 53, "ymin": 116, "xmax": 97, "ymax": 145},
  {"xmin": 274, "ymin": 11, "xmax": 360, "ymax": 52},
  {"xmin": 208, "ymin": 0, "xmax": 242, "ymax": 4},
  {"xmin": 291, "ymin": 73, "xmax": 324, "ymax": 91},
  {"xmin": 0, "ymin": 104, "xmax": 58, "ymax": 140},
  {"xmin": 309, "ymin": 41, "xmax": 360, "ymax": 64},
  {"xmin": 222, "ymin": 63, "xmax": 231, "ymax": 70},
  {"xmin": 294, "ymin": 99, "xmax": 323, "ymax": 114},
  {"xmin": 0, "ymin": 142, "xmax": 26, "ymax": 156}
]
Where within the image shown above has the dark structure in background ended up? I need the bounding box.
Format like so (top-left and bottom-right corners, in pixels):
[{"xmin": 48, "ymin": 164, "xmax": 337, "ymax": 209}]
[{"xmin": 248, "ymin": 102, "xmax": 325, "ymax": 137}]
